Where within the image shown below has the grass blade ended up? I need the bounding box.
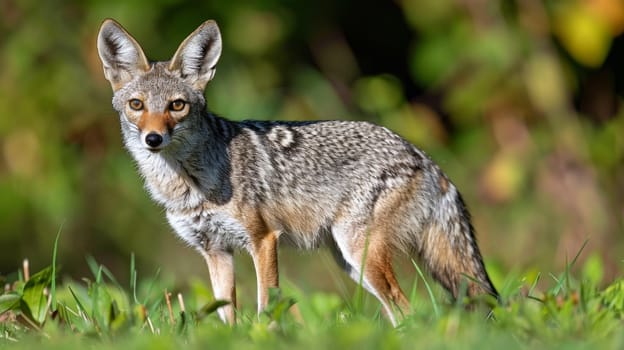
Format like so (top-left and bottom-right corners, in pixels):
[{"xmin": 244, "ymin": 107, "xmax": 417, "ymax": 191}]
[
  {"xmin": 565, "ymin": 240, "xmax": 589, "ymax": 294},
  {"xmin": 412, "ymin": 259, "xmax": 440, "ymax": 318},
  {"xmin": 130, "ymin": 253, "xmax": 139, "ymax": 305},
  {"xmin": 68, "ymin": 285, "xmax": 89, "ymax": 319},
  {"xmin": 142, "ymin": 268, "xmax": 162, "ymax": 308},
  {"xmin": 353, "ymin": 229, "xmax": 372, "ymax": 314},
  {"xmin": 85, "ymin": 256, "xmax": 100, "ymax": 280},
  {"xmin": 528, "ymin": 272, "xmax": 541, "ymax": 298},
  {"xmin": 51, "ymin": 224, "xmax": 63, "ymax": 310}
]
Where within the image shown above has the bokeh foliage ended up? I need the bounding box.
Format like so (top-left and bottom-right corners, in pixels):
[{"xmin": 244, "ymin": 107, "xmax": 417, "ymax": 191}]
[{"xmin": 0, "ymin": 0, "xmax": 623, "ymax": 291}]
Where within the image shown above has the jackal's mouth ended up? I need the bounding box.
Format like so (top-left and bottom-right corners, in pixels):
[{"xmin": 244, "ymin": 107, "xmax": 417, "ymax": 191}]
[{"xmin": 147, "ymin": 147, "xmax": 162, "ymax": 153}]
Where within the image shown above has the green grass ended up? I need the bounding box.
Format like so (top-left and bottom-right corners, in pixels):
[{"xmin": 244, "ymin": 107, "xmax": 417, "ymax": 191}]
[{"xmin": 1, "ymin": 245, "xmax": 623, "ymax": 349}]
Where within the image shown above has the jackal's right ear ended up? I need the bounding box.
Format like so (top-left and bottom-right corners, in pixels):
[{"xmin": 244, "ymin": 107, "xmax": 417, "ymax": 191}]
[
  {"xmin": 169, "ymin": 20, "xmax": 222, "ymax": 90},
  {"xmin": 97, "ymin": 19, "xmax": 150, "ymax": 91}
]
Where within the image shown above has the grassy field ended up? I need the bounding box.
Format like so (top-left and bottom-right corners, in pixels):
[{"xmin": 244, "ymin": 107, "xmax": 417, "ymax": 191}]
[{"xmin": 1, "ymin": 238, "xmax": 623, "ymax": 350}]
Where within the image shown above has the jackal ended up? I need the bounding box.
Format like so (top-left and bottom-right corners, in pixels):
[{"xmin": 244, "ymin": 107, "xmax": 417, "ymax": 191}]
[{"xmin": 96, "ymin": 18, "xmax": 498, "ymax": 325}]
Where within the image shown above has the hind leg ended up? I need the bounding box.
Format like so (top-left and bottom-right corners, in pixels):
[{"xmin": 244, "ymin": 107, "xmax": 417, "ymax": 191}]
[{"xmin": 330, "ymin": 224, "xmax": 409, "ymax": 326}]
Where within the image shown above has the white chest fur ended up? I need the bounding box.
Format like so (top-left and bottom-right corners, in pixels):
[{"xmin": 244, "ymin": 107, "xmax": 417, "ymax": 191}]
[
  {"xmin": 166, "ymin": 208, "xmax": 250, "ymax": 252},
  {"xmin": 134, "ymin": 150, "xmax": 205, "ymax": 210}
]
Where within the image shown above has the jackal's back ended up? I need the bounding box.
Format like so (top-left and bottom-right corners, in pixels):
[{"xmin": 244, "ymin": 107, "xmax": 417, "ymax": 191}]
[{"xmin": 223, "ymin": 118, "xmax": 443, "ymax": 249}]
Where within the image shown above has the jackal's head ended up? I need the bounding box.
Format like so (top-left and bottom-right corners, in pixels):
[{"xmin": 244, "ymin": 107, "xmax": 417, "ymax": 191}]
[{"xmin": 96, "ymin": 19, "xmax": 221, "ymax": 152}]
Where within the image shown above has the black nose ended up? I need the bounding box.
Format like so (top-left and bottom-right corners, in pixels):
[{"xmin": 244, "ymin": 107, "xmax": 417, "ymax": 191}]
[{"xmin": 145, "ymin": 133, "xmax": 163, "ymax": 147}]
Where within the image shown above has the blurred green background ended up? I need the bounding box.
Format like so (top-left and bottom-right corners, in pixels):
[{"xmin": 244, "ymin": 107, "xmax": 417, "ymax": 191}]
[{"xmin": 1, "ymin": 0, "xmax": 623, "ymax": 295}]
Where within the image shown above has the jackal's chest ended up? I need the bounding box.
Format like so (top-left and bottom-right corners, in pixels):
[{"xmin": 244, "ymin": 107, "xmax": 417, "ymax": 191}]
[
  {"xmin": 146, "ymin": 174, "xmax": 204, "ymax": 209},
  {"xmin": 166, "ymin": 208, "xmax": 251, "ymax": 252},
  {"xmin": 135, "ymin": 153, "xmax": 205, "ymax": 209}
]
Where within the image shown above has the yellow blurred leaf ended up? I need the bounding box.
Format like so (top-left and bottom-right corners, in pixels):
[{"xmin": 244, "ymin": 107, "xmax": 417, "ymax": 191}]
[
  {"xmin": 380, "ymin": 104, "xmax": 444, "ymax": 147},
  {"xmin": 480, "ymin": 152, "xmax": 525, "ymax": 203},
  {"xmin": 523, "ymin": 53, "xmax": 567, "ymax": 114},
  {"xmin": 354, "ymin": 75, "xmax": 404, "ymax": 113},
  {"xmin": 228, "ymin": 9, "xmax": 285, "ymax": 55},
  {"xmin": 554, "ymin": 4, "xmax": 612, "ymax": 67},
  {"xmin": 3, "ymin": 128, "xmax": 40, "ymax": 178}
]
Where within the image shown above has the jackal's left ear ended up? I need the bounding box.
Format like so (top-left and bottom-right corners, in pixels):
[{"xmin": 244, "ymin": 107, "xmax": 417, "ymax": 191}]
[
  {"xmin": 169, "ymin": 20, "xmax": 221, "ymax": 90},
  {"xmin": 169, "ymin": 20, "xmax": 222, "ymax": 90}
]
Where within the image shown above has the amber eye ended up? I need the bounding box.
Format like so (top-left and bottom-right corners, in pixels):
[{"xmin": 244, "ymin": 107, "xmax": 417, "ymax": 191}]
[
  {"xmin": 169, "ymin": 99, "xmax": 186, "ymax": 112},
  {"xmin": 128, "ymin": 99, "xmax": 143, "ymax": 111}
]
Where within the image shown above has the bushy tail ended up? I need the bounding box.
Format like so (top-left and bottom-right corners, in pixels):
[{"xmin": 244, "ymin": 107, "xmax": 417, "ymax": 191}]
[{"xmin": 419, "ymin": 187, "xmax": 498, "ymax": 301}]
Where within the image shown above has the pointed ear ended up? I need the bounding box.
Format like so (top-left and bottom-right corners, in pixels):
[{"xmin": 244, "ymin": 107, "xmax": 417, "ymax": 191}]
[
  {"xmin": 169, "ymin": 20, "xmax": 222, "ymax": 90},
  {"xmin": 97, "ymin": 19, "xmax": 150, "ymax": 91}
]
